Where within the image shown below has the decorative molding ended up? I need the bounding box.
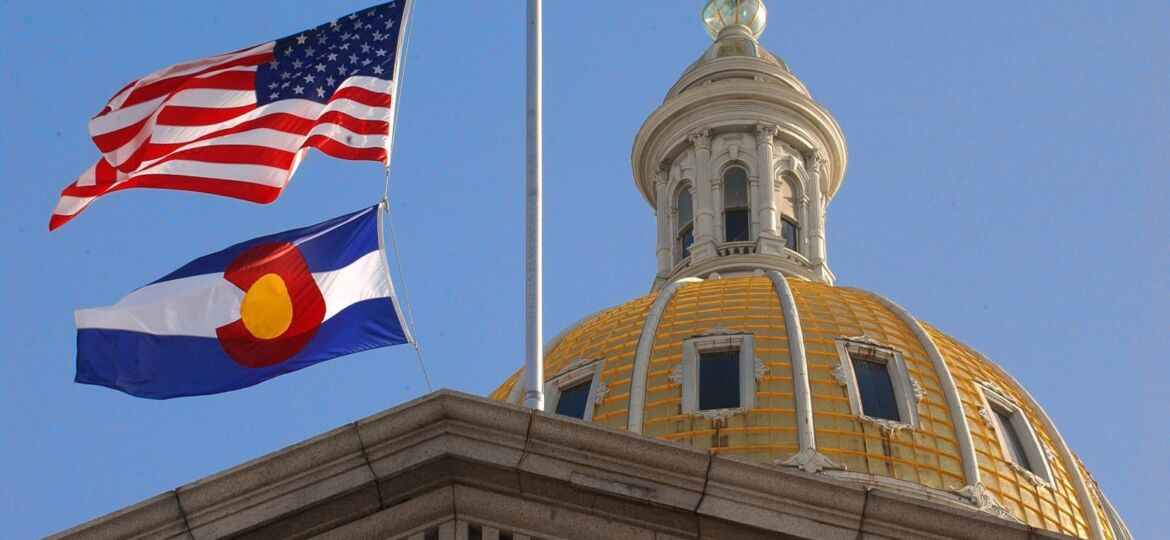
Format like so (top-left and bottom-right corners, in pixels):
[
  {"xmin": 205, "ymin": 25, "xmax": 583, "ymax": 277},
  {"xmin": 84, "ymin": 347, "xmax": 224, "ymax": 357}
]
[
  {"xmin": 1011, "ymin": 462, "xmax": 1051, "ymax": 488},
  {"xmin": 777, "ymin": 448, "xmax": 847, "ymax": 474},
  {"xmin": 694, "ymin": 407, "xmax": 744, "ymax": 422},
  {"xmin": 861, "ymin": 415, "xmax": 914, "ymax": 436},
  {"xmin": 593, "ymin": 381, "xmax": 610, "ymax": 406},
  {"xmin": 911, "ymin": 378, "xmax": 927, "ymax": 403},
  {"xmin": 715, "ymin": 242, "xmax": 756, "ymax": 256},
  {"xmin": 830, "ymin": 363, "xmax": 849, "ymax": 387},
  {"xmin": 978, "ymin": 405, "xmax": 996, "ymax": 430},
  {"xmin": 653, "ymin": 162, "xmax": 670, "ymax": 187},
  {"xmin": 976, "ymin": 379, "xmax": 1014, "ymax": 403},
  {"xmin": 952, "ymin": 483, "xmax": 1022, "ymax": 523},
  {"xmin": 842, "ymin": 334, "xmax": 887, "ymax": 348},
  {"xmin": 728, "ymin": 143, "xmax": 739, "ymax": 160},
  {"xmin": 753, "ymin": 358, "xmax": 769, "ymax": 381},
  {"xmin": 693, "ymin": 327, "xmax": 740, "ymax": 338},
  {"xmin": 554, "ymin": 357, "xmax": 595, "ymax": 377},
  {"xmin": 802, "ymin": 149, "xmax": 827, "ymax": 175},
  {"xmin": 754, "ymin": 122, "xmax": 778, "ymax": 143},
  {"xmin": 667, "ymin": 365, "xmax": 684, "ymax": 387},
  {"xmin": 688, "ymin": 129, "xmax": 712, "ymax": 151}
]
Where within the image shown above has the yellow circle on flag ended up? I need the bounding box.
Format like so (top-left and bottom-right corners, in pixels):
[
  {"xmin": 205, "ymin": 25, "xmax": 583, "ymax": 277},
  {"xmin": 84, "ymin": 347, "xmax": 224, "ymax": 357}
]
[{"xmin": 239, "ymin": 273, "xmax": 295, "ymax": 340}]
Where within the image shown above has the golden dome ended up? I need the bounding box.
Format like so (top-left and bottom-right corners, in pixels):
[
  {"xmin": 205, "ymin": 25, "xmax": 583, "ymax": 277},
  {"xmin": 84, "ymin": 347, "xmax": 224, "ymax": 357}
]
[{"xmin": 491, "ymin": 275, "xmax": 1126, "ymax": 538}]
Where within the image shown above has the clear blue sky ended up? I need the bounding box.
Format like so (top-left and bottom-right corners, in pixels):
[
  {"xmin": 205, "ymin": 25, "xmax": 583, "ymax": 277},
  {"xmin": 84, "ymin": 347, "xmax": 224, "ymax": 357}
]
[{"xmin": 1, "ymin": 2, "xmax": 1166, "ymax": 537}]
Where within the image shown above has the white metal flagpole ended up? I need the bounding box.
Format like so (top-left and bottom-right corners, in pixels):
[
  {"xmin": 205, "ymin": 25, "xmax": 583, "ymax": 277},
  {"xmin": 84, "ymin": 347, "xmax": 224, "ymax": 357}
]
[{"xmin": 523, "ymin": 0, "xmax": 545, "ymax": 411}]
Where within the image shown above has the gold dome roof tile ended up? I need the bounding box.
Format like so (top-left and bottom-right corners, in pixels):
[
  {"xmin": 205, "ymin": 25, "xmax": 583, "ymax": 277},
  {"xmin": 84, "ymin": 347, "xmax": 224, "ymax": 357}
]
[{"xmin": 490, "ymin": 276, "xmax": 1115, "ymax": 538}]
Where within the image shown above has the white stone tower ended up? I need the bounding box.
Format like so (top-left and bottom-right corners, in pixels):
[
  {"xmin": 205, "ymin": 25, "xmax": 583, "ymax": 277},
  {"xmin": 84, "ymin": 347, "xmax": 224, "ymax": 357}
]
[{"xmin": 632, "ymin": 0, "xmax": 847, "ymax": 290}]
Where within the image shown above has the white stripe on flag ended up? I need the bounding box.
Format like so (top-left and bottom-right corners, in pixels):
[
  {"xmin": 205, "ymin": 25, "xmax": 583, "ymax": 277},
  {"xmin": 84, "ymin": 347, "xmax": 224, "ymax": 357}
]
[
  {"xmin": 103, "ymin": 43, "xmax": 273, "ymax": 111},
  {"xmin": 134, "ymin": 160, "xmax": 291, "ymax": 187},
  {"xmin": 75, "ymin": 250, "xmax": 389, "ymax": 338}
]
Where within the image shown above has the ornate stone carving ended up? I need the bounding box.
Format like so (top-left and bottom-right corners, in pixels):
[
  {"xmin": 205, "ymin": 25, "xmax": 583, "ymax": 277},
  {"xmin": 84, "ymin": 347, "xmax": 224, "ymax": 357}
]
[
  {"xmin": 803, "ymin": 148, "xmax": 827, "ymax": 175},
  {"xmin": 843, "ymin": 334, "xmax": 885, "ymax": 347},
  {"xmin": 753, "ymin": 358, "xmax": 769, "ymax": 381},
  {"xmin": 976, "ymin": 379, "xmax": 1013, "ymax": 403},
  {"xmin": 727, "ymin": 143, "xmax": 739, "ymax": 160},
  {"xmin": 593, "ymin": 381, "xmax": 610, "ymax": 405},
  {"xmin": 862, "ymin": 415, "xmax": 914, "ymax": 436},
  {"xmin": 911, "ymin": 378, "xmax": 927, "ymax": 403},
  {"xmin": 830, "ymin": 363, "xmax": 849, "ymax": 387},
  {"xmin": 668, "ymin": 365, "xmax": 684, "ymax": 387},
  {"xmin": 754, "ymin": 122, "xmax": 778, "ymax": 144},
  {"xmin": 688, "ymin": 129, "xmax": 712, "ymax": 151},
  {"xmin": 978, "ymin": 405, "xmax": 996, "ymax": 430},
  {"xmin": 653, "ymin": 162, "xmax": 670, "ymax": 187},
  {"xmin": 1011, "ymin": 463, "xmax": 1050, "ymax": 488},
  {"xmin": 694, "ymin": 408, "xmax": 744, "ymax": 422},
  {"xmin": 777, "ymin": 448, "xmax": 847, "ymax": 474},
  {"xmin": 952, "ymin": 483, "xmax": 1022, "ymax": 523}
]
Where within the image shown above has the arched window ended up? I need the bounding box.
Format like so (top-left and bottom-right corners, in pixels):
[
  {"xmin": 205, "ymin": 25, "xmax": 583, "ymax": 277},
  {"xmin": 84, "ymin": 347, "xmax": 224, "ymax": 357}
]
[
  {"xmin": 675, "ymin": 187, "xmax": 694, "ymax": 263},
  {"xmin": 723, "ymin": 166, "xmax": 750, "ymax": 242},
  {"xmin": 776, "ymin": 176, "xmax": 800, "ymax": 251}
]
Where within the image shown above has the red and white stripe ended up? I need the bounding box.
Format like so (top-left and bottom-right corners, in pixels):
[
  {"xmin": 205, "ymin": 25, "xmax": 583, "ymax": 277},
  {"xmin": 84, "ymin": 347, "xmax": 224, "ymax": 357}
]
[{"xmin": 51, "ymin": 43, "xmax": 394, "ymax": 231}]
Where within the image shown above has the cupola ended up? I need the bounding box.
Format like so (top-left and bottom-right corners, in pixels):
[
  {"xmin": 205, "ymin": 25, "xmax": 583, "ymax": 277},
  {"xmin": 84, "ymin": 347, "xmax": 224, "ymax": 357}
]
[{"xmin": 632, "ymin": 0, "xmax": 847, "ymax": 290}]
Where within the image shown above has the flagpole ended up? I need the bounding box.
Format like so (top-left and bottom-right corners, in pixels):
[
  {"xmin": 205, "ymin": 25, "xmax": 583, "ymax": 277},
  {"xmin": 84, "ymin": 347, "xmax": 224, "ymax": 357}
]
[{"xmin": 523, "ymin": 0, "xmax": 545, "ymax": 411}]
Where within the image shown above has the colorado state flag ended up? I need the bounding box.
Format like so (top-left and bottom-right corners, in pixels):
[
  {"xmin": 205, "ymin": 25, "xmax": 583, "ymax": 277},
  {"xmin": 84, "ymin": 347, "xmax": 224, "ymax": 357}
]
[{"xmin": 74, "ymin": 205, "xmax": 410, "ymax": 398}]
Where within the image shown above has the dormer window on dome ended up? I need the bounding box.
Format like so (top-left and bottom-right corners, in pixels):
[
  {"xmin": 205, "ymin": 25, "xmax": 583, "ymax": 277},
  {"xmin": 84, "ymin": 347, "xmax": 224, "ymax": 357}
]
[
  {"xmin": 976, "ymin": 381, "xmax": 1054, "ymax": 485},
  {"xmin": 544, "ymin": 358, "xmax": 606, "ymax": 421},
  {"xmin": 833, "ymin": 337, "xmax": 921, "ymax": 431}
]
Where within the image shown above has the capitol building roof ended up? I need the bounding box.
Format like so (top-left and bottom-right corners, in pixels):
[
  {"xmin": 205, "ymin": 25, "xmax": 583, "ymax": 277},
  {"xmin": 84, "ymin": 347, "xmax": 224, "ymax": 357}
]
[{"xmin": 492, "ymin": 1, "xmax": 1130, "ymax": 538}]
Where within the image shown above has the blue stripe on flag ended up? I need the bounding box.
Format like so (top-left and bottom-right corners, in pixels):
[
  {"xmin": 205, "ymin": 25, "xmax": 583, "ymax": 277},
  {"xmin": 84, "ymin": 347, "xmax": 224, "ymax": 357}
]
[
  {"xmin": 151, "ymin": 205, "xmax": 380, "ymax": 285},
  {"xmin": 76, "ymin": 298, "xmax": 407, "ymax": 399}
]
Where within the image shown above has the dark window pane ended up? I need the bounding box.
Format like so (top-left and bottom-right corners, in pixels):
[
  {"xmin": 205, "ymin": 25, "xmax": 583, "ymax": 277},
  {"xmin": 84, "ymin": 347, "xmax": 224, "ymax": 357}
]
[
  {"xmin": 699, "ymin": 350, "xmax": 740, "ymax": 410},
  {"xmin": 554, "ymin": 380, "xmax": 591, "ymax": 419},
  {"xmin": 725, "ymin": 210, "xmax": 750, "ymax": 242},
  {"xmin": 678, "ymin": 225, "xmax": 694, "ymax": 259},
  {"xmin": 781, "ymin": 218, "xmax": 798, "ymax": 251},
  {"xmin": 851, "ymin": 356, "xmax": 900, "ymax": 421},
  {"xmin": 723, "ymin": 167, "xmax": 748, "ymax": 207},
  {"xmin": 993, "ymin": 407, "xmax": 1033, "ymax": 471},
  {"xmin": 676, "ymin": 190, "xmax": 693, "ymax": 226}
]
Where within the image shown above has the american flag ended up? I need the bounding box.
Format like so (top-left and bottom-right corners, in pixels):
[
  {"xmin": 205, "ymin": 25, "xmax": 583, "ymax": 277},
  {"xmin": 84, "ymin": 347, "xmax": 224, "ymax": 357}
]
[{"xmin": 50, "ymin": 1, "xmax": 408, "ymax": 231}]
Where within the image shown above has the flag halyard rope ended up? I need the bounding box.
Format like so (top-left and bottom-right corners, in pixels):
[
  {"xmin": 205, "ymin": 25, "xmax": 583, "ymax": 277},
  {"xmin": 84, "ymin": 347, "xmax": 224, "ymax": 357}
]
[{"xmin": 380, "ymin": 195, "xmax": 431, "ymax": 392}]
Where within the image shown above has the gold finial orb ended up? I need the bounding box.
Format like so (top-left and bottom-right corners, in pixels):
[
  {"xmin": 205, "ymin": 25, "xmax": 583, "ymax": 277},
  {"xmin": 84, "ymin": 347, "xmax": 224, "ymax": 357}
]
[{"xmin": 702, "ymin": 0, "xmax": 768, "ymax": 40}]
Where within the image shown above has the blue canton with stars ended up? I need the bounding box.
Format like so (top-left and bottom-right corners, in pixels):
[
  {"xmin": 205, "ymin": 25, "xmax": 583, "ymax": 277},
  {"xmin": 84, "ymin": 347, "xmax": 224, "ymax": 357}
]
[{"xmin": 256, "ymin": 1, "xmax": 405, "ymax": 105}]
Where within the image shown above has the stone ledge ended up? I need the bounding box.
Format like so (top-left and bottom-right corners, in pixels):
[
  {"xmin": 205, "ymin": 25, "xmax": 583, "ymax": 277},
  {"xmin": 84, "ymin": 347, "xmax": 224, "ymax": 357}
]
[
  {"xmin": 51, "ymin": 390, "xmax": 1082, "ymax": 540},
  {"xmin": 48, "ymin": 491, "xmax": 189, "ymax": 540}
]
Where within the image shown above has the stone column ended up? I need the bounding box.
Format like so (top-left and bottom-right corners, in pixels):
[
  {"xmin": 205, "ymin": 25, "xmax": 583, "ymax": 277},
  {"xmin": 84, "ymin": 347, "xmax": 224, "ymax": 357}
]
[
  {"xmin": 688, "ymin": 129, "xmax": 717, "ymax": 260},
  {"xmin": 755, "ymin": 123, "xmax": 785, "ymax": 255},
  {"xmin": 711, "ymin": 168, "xmax": 724, "ymax": 243},
  {"xmin": 654, "ymin": 163, "xmax": 671, "ymax": 277},
  {"xmin": 748, "ymin": 173, "xmax": 760, "ymax": 238},
  {"xmin": 804, "ymin": 149, "xmax": 828, "ymax": 266}
]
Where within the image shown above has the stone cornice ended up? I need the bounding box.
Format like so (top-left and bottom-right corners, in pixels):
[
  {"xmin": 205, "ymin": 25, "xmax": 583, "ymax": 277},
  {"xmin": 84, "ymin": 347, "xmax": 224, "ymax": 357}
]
[{"xmin": 52, "ymin": 391, "xmax": 1078, "ymax": 540}]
